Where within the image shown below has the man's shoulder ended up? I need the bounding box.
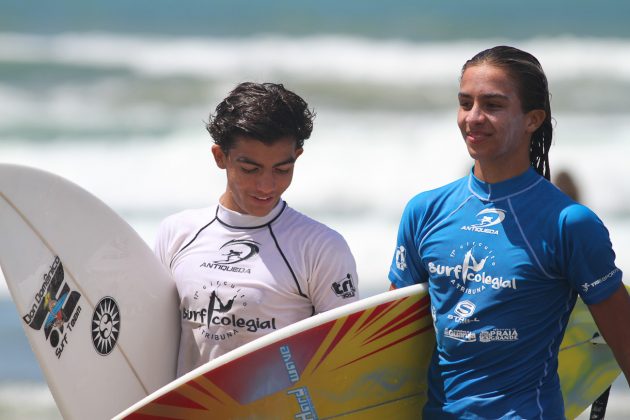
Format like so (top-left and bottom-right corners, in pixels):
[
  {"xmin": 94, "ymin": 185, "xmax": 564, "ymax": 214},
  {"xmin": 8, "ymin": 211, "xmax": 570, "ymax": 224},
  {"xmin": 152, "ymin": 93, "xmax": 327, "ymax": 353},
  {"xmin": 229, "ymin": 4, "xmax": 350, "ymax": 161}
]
[
  {"xmin": 402, "ymin": 176, "xmax": 470, "ymax": 219},
  {"xmin": 158, "ymin": 206, "xmax": 217, "ymax": 237},
  {"xmin": 527, "ymin": 179, "xmax": 601, "ymax": 227},
  {"xmin": 277, "ymin": 205, "xmax": 348, "ymax": 244}
]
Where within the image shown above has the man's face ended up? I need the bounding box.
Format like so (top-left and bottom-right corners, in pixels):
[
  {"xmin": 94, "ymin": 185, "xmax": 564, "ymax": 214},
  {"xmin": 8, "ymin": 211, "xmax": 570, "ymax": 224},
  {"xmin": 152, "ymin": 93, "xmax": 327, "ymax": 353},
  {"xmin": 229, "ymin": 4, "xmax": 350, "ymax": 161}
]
[
  {"xmin": 212, "ymin": 136, "xmax": 302, "ymax": 217},
  {"xmin": 457, "ymin": 63, "xmax": 543, "ymax": 179}
]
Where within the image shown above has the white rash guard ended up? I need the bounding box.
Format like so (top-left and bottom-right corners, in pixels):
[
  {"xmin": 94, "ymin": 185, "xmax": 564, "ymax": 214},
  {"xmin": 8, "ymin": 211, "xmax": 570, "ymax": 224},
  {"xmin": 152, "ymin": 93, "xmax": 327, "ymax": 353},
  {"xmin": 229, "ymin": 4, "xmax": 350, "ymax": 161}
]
[{"xmin": 155, "ymin": 200, "xmax": 359, "ymax": 376}]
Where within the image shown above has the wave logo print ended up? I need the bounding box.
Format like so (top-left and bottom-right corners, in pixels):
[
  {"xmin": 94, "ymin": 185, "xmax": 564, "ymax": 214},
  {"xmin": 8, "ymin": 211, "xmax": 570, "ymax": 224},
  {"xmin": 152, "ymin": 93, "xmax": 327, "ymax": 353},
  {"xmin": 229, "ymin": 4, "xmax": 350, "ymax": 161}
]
[
  {"xmin": 91, "ymin": 297, "xmax": 121, "ymax": 356},
  {"xmin": 461, "ymin": 208, "xmax": 506, "ymax": 235},
  {"xmin": 214, "ymin": 239, "xmax": 260, "ymax": 264},
  {"xmin": 473, "ymin": 208, "xmax": 506, "ymax": 228}
]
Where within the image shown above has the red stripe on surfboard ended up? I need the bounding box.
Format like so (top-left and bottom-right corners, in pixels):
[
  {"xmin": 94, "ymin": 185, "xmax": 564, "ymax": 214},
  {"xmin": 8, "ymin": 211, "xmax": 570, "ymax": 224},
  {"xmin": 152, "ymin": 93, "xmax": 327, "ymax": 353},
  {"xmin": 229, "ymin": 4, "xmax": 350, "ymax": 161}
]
[
  {"xmin": 334, "ymin": 324, "xmax": 434, "ymax": 371},
  {"xmin": 145, "ymin": 389, "xmax": 207, "ymax": 411},
  {"xmin": 363, "ymin": 295, "xmax": 430, "ymax": 345},
  {"xmin": 186, "ymin": 380, "xmax": 223, "ymax": 404},
  {"xmin": 355, "ymin": 292, "xmax": 429, "ymax": 336},
  {"xmin": 125, "ymin": 381, "xmax": 222, "ymax": 420},
  {"xmin": 364, "ymin": 308, "xmax": 429, "ymax": 344},
  {"xmin": 311, "ymin": 312, "xmax": 362, "ymax": 372},
  {"xmin": 355, "ymin": 298, "xmax": 406, "ymax": 335}
]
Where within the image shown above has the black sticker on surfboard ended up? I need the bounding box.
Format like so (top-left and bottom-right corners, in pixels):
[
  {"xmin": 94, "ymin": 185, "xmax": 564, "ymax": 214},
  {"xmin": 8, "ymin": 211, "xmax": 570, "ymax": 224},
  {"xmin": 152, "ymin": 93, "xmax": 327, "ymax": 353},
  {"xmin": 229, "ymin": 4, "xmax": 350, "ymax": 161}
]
[
  {"xmin": 91, "ymin": 297, "xmax": 121, "ymax": 356},
  {"xmin": 22, "ymin": 256, "xmax": 83, "ymax": 359}
]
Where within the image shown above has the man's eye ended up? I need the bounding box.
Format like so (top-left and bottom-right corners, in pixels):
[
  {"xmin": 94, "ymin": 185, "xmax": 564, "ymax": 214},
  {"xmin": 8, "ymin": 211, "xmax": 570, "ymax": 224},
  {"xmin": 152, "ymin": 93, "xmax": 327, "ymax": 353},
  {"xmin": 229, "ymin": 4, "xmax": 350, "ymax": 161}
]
[{"xmin": 241, "ymin": 167, "xmax": 258, "ymax": 174}]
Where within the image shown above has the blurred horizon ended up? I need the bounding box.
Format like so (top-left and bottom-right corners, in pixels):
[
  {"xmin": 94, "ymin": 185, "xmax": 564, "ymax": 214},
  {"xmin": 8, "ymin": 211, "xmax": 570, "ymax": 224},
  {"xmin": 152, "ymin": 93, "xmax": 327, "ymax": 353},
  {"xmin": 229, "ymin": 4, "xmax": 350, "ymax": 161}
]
[{"xmin": 3, "ymin": 0, "xmax": 630, "ymax": 40}]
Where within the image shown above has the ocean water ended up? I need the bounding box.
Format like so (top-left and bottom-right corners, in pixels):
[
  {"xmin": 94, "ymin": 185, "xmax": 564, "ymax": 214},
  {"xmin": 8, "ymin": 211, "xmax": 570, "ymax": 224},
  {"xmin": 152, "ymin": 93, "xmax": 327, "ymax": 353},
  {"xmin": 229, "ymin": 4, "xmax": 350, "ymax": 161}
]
[{"xmin": 1, "ymin": 1, "xmax": 629, "ymax": 418}]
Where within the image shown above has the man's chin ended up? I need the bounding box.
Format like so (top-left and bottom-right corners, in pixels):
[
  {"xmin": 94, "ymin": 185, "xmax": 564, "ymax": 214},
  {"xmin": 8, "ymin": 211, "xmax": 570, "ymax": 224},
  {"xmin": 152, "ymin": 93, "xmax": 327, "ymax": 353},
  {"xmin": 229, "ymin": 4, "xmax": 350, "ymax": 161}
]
[{"xmin": 247, "ymin": 199, "xmax": 278, "ymax": 217}]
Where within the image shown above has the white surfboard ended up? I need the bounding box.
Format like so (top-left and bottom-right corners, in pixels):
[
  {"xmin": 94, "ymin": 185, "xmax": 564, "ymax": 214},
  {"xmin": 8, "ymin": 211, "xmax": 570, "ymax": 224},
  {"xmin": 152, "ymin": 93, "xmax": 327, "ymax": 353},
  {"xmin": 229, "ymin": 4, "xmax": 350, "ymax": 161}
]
[{"xmin": 0, "ymin": 163, "xmax": 180, "ymax": 420}]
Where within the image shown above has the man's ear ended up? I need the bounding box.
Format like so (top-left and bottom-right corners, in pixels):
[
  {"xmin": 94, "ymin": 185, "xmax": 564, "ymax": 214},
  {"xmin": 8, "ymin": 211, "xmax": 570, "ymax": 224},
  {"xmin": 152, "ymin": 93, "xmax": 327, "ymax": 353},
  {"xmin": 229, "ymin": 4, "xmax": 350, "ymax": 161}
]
[
  {"xmin": 526, "ymin": 109, "xmax": 546, "ymax": 134},
  {"xmin": 211, "ymin": 144, "xmax": 227, "ymax": 169}
]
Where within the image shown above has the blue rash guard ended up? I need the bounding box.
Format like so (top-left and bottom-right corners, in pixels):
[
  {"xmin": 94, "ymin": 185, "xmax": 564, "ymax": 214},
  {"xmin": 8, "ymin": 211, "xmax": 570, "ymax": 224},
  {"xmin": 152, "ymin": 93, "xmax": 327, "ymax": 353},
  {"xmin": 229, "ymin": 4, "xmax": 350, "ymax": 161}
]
[{"xmin": 389, "ymin": 167, "xmax": 623, "ymax": 420}]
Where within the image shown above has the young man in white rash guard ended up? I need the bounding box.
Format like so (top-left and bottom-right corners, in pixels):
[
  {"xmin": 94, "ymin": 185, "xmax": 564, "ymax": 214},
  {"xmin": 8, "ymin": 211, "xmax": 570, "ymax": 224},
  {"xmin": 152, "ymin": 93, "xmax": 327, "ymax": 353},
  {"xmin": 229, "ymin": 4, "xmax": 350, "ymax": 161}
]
[{"xmin": 155, "ymin": 82, "xmax": 359, "ymax": 377}]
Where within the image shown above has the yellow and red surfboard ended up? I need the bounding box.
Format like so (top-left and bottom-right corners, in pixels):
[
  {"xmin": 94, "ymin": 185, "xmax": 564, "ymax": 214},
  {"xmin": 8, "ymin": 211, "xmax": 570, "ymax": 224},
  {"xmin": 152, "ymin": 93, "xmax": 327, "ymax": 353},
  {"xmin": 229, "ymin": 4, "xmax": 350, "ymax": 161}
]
[
  {"xmin": 117, "ymin": 283, "xmax": 625, "ymax": 419},
  {"xmin": 119, "ymin": 284, "xmax": 434, "ymax": 419}
]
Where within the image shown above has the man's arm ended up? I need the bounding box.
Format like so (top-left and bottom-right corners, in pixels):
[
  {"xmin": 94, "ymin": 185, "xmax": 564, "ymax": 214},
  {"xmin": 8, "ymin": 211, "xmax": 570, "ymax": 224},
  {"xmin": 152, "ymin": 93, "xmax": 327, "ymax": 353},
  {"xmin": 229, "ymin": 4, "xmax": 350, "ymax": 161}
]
[{"xmin": 588, "ymin": 284, "xmax": 630, "ymax": 386}]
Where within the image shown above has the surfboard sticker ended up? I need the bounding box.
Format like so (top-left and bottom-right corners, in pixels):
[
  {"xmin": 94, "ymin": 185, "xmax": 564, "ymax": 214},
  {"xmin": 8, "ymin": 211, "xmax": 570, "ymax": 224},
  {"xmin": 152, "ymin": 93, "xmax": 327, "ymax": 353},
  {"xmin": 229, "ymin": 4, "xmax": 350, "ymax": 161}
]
[
  {"xmin": 91, "ymin": 296, "xmax": 122, "ymax": 356},
  {"xmin": 21, "ymin": 255, "xmax": 83, "ymax": 360}
]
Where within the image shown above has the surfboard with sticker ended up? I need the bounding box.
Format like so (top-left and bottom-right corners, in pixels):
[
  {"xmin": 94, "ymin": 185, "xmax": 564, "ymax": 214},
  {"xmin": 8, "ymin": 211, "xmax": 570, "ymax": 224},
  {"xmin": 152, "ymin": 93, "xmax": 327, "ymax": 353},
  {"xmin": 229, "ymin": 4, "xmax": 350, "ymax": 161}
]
[
  {"xmin": 116, "ymin": 283, "xmax": 435, "ymax": 419},
  {"xmin": 115, "ymin": 282, "xmax": 626, "ymax": 419},
  {"xmin": 0, "ymin": 163, "xmax": 180, "ymax": 420}
]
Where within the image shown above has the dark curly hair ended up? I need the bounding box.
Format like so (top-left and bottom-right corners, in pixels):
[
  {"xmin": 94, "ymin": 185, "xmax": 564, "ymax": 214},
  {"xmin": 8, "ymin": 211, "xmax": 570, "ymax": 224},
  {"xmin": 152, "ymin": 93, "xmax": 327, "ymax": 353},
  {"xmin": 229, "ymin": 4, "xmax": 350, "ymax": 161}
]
[
  {"xmin": 207, "ymin": 82, "xmax": 315, "ymax": 153},
  {"xmin": 462, "ymin": 46, "xmax": 553, "ymax": 180}
]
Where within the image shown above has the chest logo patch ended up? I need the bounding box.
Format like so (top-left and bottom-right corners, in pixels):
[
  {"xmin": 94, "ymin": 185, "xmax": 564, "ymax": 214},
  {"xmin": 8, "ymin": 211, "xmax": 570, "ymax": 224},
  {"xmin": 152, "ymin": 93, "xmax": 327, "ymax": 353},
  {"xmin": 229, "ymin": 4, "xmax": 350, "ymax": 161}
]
[
  {"xmin": 183, "ymin": 282, "xmax": 277, "ymax": 342},
  {"xmin": 461, "ymin": 208, "xmax": 506, "ymax": 235},
  {"xmin": 429, "ymin": 241, "xmax": 517, "ymax": 295},
  {"xmin": 215, "ymin": 239, "xmax": 260, "ymax": 264}
]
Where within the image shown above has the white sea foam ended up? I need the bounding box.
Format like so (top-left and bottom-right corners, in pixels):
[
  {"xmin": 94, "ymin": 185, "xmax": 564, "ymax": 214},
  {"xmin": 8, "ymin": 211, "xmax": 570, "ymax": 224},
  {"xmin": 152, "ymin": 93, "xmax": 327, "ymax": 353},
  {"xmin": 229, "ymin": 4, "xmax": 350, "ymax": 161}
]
[
  {"xmin": 2, "ymin": 32, "xmax": 630, "ymax": 84},
  {"xmin": 2, "ymin": 32, "xmax": 629, "ymax": 148}
]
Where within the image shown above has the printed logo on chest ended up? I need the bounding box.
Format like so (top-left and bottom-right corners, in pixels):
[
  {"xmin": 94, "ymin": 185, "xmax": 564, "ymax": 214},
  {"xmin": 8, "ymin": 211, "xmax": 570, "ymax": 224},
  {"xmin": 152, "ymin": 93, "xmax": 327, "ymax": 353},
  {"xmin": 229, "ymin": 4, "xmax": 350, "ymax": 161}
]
[
  {"xmin": 428, "ymin": 241, "xmax": 517, "ymax": 295},
  {"xmin": 182, "ymin": 280, "xmax": 277, "ymax": 343},
  {"xmin": 460, "ymin": 208, "xmax": 506, "ymax": 235},
  {"xmin": 199, "ymin": 239, "xmax": 261, "ymax": 274}
]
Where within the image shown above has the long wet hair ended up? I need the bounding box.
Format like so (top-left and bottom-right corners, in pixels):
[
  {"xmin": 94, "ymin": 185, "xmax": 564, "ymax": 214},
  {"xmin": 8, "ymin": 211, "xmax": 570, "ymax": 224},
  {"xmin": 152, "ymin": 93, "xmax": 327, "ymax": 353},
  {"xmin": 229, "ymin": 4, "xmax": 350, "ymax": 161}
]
[{"xmin": 462, "ymin": 46, "xmax": 553, "ymax": 180}]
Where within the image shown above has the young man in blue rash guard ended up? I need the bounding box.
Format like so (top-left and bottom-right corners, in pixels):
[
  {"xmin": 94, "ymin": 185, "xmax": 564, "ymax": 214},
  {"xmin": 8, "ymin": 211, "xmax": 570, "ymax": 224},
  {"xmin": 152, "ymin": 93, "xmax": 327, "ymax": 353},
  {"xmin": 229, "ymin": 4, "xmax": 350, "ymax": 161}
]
[{"xmin": 389, "ymin": 46, "xmax": 630, "ymax": 419}]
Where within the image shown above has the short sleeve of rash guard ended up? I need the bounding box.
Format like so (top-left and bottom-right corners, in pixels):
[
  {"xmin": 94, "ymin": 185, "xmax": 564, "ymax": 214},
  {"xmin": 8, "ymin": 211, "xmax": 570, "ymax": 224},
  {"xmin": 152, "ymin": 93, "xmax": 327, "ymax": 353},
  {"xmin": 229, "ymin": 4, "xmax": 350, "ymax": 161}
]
[
  {"xmin": 153, "ymin": 216, "xmax": 173, "ymax": 267},
  {"xmin": 308, "ymin": 231, "xmax": 360, "ymax": 313},
  {"xmin": 389, "ymin": 198, "xmax": 429, "ymax": 288},
  {"xmin": 561, "ymin": 205, "xmax": 623, "ymax": 305}
]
